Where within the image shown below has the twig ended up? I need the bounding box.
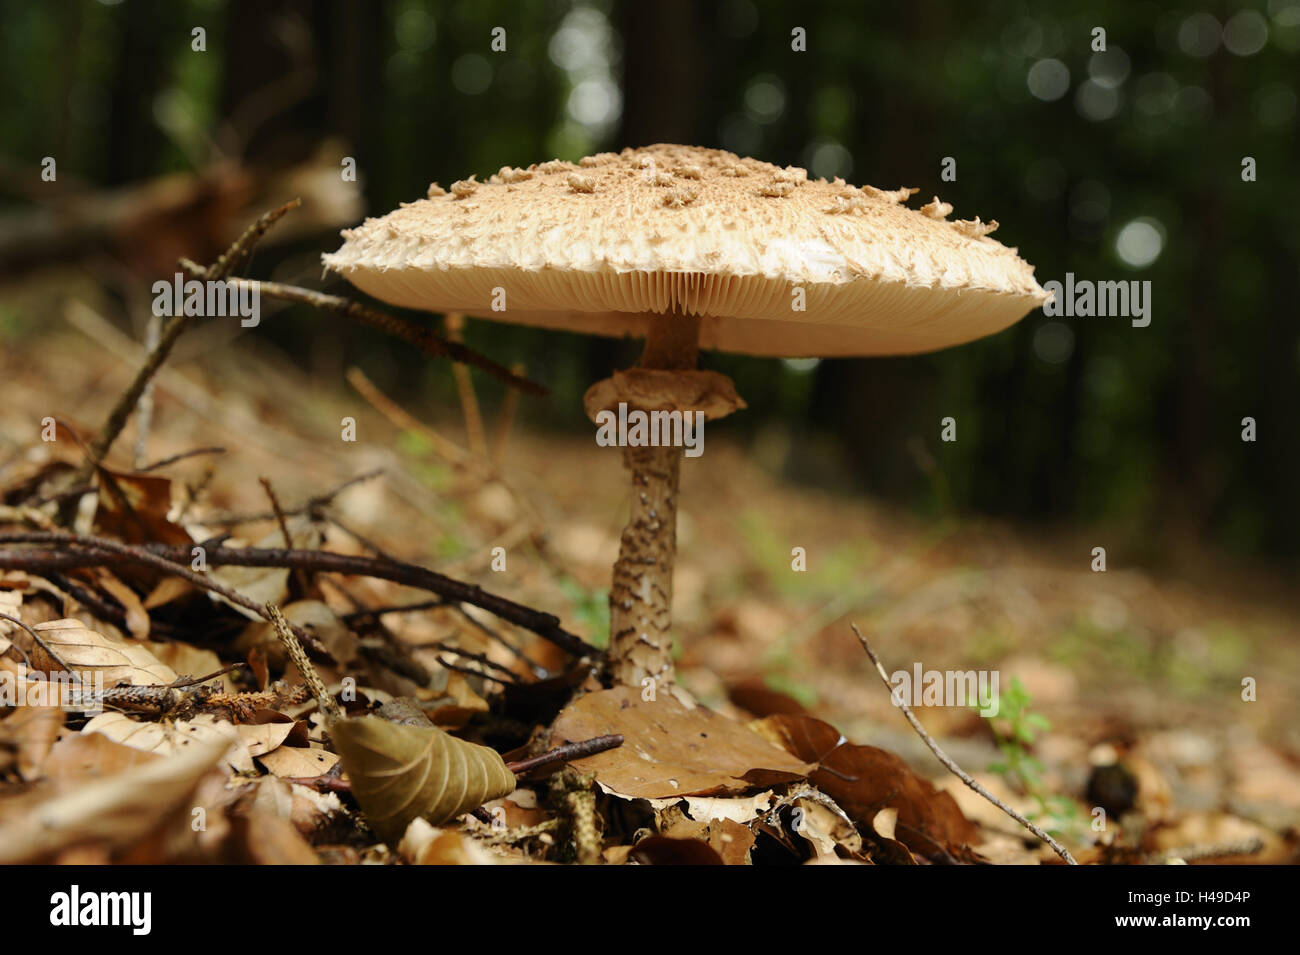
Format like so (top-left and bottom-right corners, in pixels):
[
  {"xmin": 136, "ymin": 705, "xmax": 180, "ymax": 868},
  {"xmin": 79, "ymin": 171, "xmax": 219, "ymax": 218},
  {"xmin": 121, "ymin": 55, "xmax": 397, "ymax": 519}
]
[
  {"xmin": 428, "ymin": 641, "xmax": 521, "ymax": 680},
  {"xmin": 505, "ymin": 735, "xmax": 623, "ymax": 777},
  {"xmin": 0, "ymin": 534, "xmax": 329, "ymax": 656},
  {"xmin": 132, "ymin": 311, "xmax": 162, "ymax": 469},
  {"xmin": 138, "ymin": 446, "xmax": 226, "ymax": 473},
  {"xmin": 1142, "ymin": 837, "xmax": 1264, "ymax": 864},
  {"xmin": 259, "ymin": 476, "xmax": 309, "ymax": 593},
  {"xmin": 491, "ymin": 361, "xmax": 525, "ymax": 470},
  {"xmin": 0, "ymin": 534, "xmax": 599, "ymax": 660},
  {"xmin": 191, "ymin": 197, "xmax": 304, "ymax": 281},
  {"xmin": 850, "ymin": 623, "xmax": 1078, "ymax": 866},
  {"xmin": 435, "ymin": 656, "xmax": 521, "ymax": 686},
  {"xmin": 167, "ymin": 662, "xmax": 248, "ymax": 688},
  {"xmin": 453, "ymin": 604, "xmax": 545, "ymax": 677},
  {"xmin": 175, "ymin": 260, "xmax": 545, "ymax": 396},
  {"xmin": 0, "ymin": 612, "xmax": 72, "ymax": 673},
  {"xmin": 267, "ymin": 602, "xmax": 342, "ymax": 722},
  {"xmin": 444, "ymin": 313, "xmax": 488, "ymax": 458},
  {"xmin": 259, "ymin": 477, "xmax": 294, "ymax": 548},
  {"xmin": 204, "ymin": 468, "xmax": 382, "ymax": 525},
  {"xmin": 342, "ymin": 599, "xmax": 446, "ymax": 622},
  {"xmin": 345, "ymin": 366, "xmax": 470, "ymax": 465},
  {"xmin": 74, "ymin": 200, "xmax": 301, "ymax": 484}
]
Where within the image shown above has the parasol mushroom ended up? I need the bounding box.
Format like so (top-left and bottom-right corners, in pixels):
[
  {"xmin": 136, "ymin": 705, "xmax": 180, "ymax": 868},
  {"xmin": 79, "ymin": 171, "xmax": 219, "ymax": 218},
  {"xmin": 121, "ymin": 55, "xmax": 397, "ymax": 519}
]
[{"xmin": 323, "ymin": 144, "xmax": 1047, "ymax": 688}]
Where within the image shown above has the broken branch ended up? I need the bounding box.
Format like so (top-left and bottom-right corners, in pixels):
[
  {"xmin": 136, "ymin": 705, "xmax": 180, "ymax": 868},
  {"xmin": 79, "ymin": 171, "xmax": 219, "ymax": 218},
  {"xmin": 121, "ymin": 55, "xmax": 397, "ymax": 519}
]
[{"xmin": 851, "ymin": 623, "xmax": 1078, "ymax": 866}]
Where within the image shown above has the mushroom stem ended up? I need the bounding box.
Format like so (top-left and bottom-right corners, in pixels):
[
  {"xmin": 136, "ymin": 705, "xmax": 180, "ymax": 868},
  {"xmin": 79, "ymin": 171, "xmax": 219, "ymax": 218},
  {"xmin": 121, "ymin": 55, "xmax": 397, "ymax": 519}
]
[{"xmin": 607, "ymin": 311, "xmax": 700, "ymax": 688}]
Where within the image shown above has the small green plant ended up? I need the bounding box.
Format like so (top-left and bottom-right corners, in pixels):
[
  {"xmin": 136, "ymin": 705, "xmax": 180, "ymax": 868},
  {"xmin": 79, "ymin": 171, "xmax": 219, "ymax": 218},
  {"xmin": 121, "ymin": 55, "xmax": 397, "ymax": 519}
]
[
  {"xmin": 557, "ymin": 576, "xmax": 609, "ymax": 649},
  {"xmin": 981, "ymin": 676, "xmax": 1085, "ymax": 841}
]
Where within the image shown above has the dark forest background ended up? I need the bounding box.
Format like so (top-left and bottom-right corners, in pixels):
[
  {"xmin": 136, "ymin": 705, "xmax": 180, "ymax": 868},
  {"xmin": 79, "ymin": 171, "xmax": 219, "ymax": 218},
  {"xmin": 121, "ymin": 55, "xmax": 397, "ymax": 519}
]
[{"xmin": 1, "ymin": 0, "xmax": 1297, "ymax": 567}]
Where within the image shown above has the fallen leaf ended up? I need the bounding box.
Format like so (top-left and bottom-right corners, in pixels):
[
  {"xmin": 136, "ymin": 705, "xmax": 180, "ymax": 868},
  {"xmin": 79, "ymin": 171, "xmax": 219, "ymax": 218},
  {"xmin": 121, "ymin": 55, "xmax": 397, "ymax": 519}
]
[
  {"xmin": 93, "ymin": 468, "xmax": 192, "ymax": 547},
  {"xmin": 0, "ymin": 706, "xmax": 64, "ymax": 781},
  {"xmin": 628, "ymin": 835, "xmax": 725, "ymax": 865},
  {"xmin": 727, "ymin": 679, "xmax": 810, "ymax": 717},
  {"xmin": 142, "ymin": 576, "xmax": 194, "ymax": 610},
  {"xmin": 90, "ymin": 570, "xmax": 151, "ymax": 640},
  {"xmin": 660, "ymin": 813, "xmax": 756, "ymax": 865},
  {"xmin": 751, "ymin": 713, "xmax": 977, "ymax": 858},
  {"xmin": 238, "ymin": 599, "xmax": 358, "ymax": 666},
  {"xmin": 29, "ymin": 618, "xmax": 177, "ymax": 686},
  {"xmin": 0, "ymin": 736, "xmax": 227, "ymax": 863},
  {"xmin": 82, "ymin": 712, "xmax": 252, "ymax": 772},
  {"xmin": 234, "ymin": 721, "xmax": 295, "ymax": 757},
  {"xmin": 550, "ymin": 686, "xmax": 812, "ymax": 799},
  {"xmin": 43, "ymin": 731, "xmax": 162, "ymax": 783},
  {"xmin": 211, "ymin": 521, "xmax": 321, "ymax": 619},
  {"xmin": 258, "ymin": 745, "xmax": 340, "ymax": 778},
  {"xmin": 330, "ymin": 715, "xmax": 516, "ymax": 847},
  {"xmin": 399, "ymin": 818, "xmax": 507, "ymax": 865},
  {"xmin": 145, "ymin": 641, "xmax": 235, "ymax": 692}
]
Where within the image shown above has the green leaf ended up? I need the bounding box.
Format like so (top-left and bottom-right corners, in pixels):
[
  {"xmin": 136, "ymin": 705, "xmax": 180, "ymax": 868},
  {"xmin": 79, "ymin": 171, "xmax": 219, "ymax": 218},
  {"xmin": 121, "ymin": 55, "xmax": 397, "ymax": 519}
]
[{"xmin": 330, "ymin": 715, "xmax": 515, "ymax": 847}]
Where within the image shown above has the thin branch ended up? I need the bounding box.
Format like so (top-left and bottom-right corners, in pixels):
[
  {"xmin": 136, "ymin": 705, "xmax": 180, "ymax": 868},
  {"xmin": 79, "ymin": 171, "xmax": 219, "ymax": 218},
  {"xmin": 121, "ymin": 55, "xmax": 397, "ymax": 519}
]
[
  {"xmin": 491, "ymin": 361, "xmax": 526, "ymax": 469},
  {"xmin": 505, "ymin": 735, "xmax": 624, "ymax": 777},
  {"xmin": 267, "ymin": 601, "xmax": 342, "ymax": 722},
  {"xmin": 204, "ymin": 468, "xmax": 382, "ymax": 525},
  {"xmin": 0, "ymin": 532, "xmax": 599, "ymax": 660},
  {"xmin": 138, "ymin": 446, "xmax": 226, "ymax": 473},
  {"xmin": 444, "ymin": 313, "xmax": 488, "ymax": 458},
  {"xmin": 428, "ymin": 641, "xmax": 521, "ymax": 680},
  {"xmin": 177, "ymin": 261, "xmax": 545, "ymax": 396},
  {"xmin": 0, "ymin": 611, "xmax": 72, "ymax": 673},
  {"xmin": 342, "ymin": 599, "xmax": 447, "ymax": 622},
  {"xmin": 0, "ymin": 535, "xmax": 329, "ymax": 656},
  {"xmin": 435, "ymin": 655, "xmax": 521, "ymax": 686},
  {"xmin": 850, "ymin": 623, "xmax": 1078, "ymax": 866},
  {"xmin": 345, "ymin": 366, "xmax": 470, "ymax": 465},
  {"xmin": 74, "ymin": 200, "xmax": 301, "ymax": 484}
]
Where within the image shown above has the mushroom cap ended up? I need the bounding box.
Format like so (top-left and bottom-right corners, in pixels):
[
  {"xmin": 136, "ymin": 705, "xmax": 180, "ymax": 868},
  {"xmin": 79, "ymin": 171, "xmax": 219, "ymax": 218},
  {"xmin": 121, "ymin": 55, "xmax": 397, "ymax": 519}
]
[{"xmin": 323, "ymin": 144, "xmax": 1047, "ymax": 358}]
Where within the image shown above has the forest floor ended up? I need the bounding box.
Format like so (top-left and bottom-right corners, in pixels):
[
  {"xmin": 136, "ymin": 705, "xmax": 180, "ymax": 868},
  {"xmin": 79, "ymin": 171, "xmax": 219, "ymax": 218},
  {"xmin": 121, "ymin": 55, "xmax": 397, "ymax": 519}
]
[{"xmin": 1, "ymin": 286, "xmax": 1297, "ymax": 865}]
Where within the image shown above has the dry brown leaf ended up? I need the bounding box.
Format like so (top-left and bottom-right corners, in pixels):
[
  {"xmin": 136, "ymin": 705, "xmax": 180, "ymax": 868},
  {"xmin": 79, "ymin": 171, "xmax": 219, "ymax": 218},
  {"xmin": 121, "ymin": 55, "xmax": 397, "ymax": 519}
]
[
  {"xmin": 145, "ymin": 641, "xmax": 235, "ymax": 691},
  {"xmin": 0, "ymin": 590, "xmax": 22, "ymax": 655},
  {"xmin": 142, "ymin": 576, "xmax": 194, "ymax": 610},
  {"xmin": 258, "ymin": 745, "xmax": 340, "ymax": 778},
  {"xmin": 234, "ymin": 721, "xmax": 295, "ymax": 757},
  {"xmin": 0, "ymin": 706, "xmax": 65, "ymax": 781},
  {"xmin": 628, "ymin": 835, "xmax": 725, "ymax": 865},
  {"xmin": 418, "ymin": 669, "xmax": 490, "ymax": 728},
  {"xmin": 211, "ymin": 521, "xmax": 321, "ymax": 619},
  {"xmin": 0, "ymin": 736, "xmax": 227, "ymax": 863},
  {"xmin": 660, "ymin": 812, "xmax": 756, "ymax": 864},
  {"xmin": 330, "ymin": 715, "xmax": 516, "ymax": 847},
  {"xmin": 234, "ymin": 809, "xmax": 322, "ymax": 864},
  {"xmin": 29, "ymin": 618, "xmax": 177, "ymax": 686},
  {"xmin": 751, "ymin": 713, "xmax": 977, "ymax": 858},
  {"xmin": 90, "ymin": 570, "xmax": 151, "ymax": 640},
  {"xmin": 399, "ymin": 818, "xmax": 507, "ymax": 865},
  {"xmin": 83, "ymin": 712, "xmax": 252, "ymax": 772},
  {"xmin": 93, "ymin": 468, "xmax": 193, "ymax": 548},
  {"xmin": 550, "ymin": 686, "xmax": 812, "ymax": 799},
  {"xmin": 42, "ymin": 730, "xmax": 163, "ymax": 783},
  {"xmin": 238, "ymin": 599, "xmax": 358, "ymax": 667}
]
